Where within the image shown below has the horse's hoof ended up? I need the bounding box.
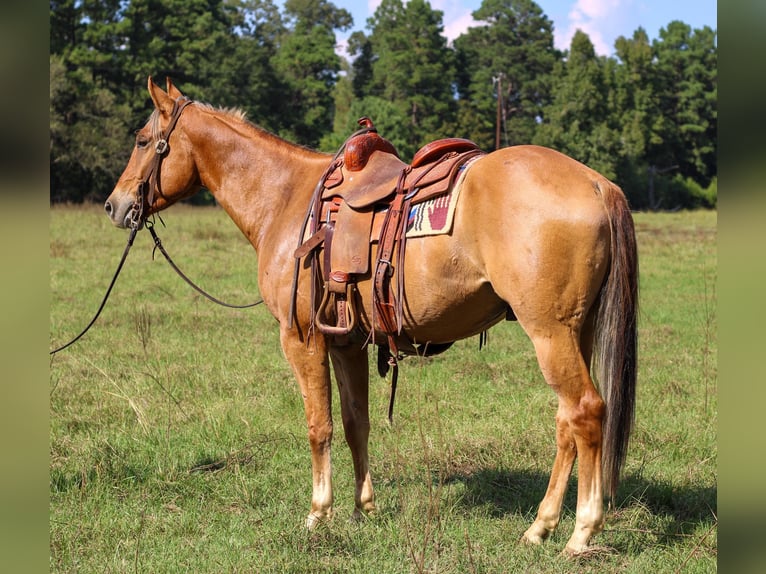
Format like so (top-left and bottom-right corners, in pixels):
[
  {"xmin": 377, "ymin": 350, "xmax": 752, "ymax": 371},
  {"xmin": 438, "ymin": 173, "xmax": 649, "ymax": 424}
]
[
  {"xmin": 520, "ymin": 532, "xmax": 544, "ymax": 546},
  {"xmin": 305, "ymin": 510, "xmax": 332, "ymax": 530},
  {"xmin": 350, "ymin": 505, "xmax": 377, "ymax": 524},
  {"xmin": 520, "ymin": 523, "xmax": 550, "ymax": 545},
  {"xmin": 349, "ymin": 509, "xmax": 366, "ymax": 524}
]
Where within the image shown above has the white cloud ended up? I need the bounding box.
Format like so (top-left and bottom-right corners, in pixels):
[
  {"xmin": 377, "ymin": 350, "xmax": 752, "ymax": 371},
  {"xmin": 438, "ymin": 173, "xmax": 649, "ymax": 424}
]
[
  {"xmin": 558, "ymin": 0, "xmax": 630, "ymax": 56},
  {"xmin": 573, "ymin": 0, "xmax": 618, "ymax": 20},
  {"xmin": 363, "ymin": 0, "xmax": 476, "ymax": 43},
  {"xmin": 443, "ymin": 10, "xmax": 475, "ymax": 42}
]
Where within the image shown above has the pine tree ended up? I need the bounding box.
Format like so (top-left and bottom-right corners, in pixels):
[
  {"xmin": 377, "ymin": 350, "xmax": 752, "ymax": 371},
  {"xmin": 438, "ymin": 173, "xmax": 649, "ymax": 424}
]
[
  {"xmin": 612, "ymin": 28, "xmax": 669, "ymax": 208},
  {"xmin": 351, "ymin": 0, "xmax": 456, "ymax": 158},
  {"xmin": 272, "ymin": 0, "xmax": 352, "ymax": 147},
  {"xmin": 533, "ymin": 30, "xmax": 619, "ymax": 180},
  {"xmin": 653, "ymin": 21, "xmax": 717, "ymax": 187},
  {"xmin": 453, "ymin": 0, "xmax": 558, "ymax": 150}
]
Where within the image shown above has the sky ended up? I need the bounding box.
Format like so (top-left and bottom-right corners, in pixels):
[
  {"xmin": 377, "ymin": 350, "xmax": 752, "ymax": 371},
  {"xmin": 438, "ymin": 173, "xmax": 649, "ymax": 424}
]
[{"xmin": 328, "ymin": 0, "xmax": 717, "ymax": 58}]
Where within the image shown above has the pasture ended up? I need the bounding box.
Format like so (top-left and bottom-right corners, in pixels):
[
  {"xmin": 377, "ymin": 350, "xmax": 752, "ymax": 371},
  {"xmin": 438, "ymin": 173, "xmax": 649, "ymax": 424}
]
[{"xmin": 50, "ymin": 205, "xmax": 716, "ymax": 572}]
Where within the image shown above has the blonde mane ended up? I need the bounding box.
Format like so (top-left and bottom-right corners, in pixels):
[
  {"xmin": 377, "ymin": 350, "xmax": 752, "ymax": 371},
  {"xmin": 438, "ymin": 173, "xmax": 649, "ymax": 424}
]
[
  {"xmin": 194, "ymin": 101, "xmax": 248, "ymax": 123},
  {"xmin": 148, "ymin": 102, "xmax": 248, "ymax": 142}
]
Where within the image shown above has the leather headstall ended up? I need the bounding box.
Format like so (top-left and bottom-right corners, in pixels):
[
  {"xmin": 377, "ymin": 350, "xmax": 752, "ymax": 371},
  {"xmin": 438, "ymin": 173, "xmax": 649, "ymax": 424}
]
[{"xmin": 131, "ymin": 96, "xmax": 194, "ymax": 229}]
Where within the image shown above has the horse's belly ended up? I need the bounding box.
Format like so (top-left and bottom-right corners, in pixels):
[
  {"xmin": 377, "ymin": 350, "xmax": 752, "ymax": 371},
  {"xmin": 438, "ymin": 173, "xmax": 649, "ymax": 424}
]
[{"xmin": 353, "ymin": 234, "xmax": 506, "ymax": 344}]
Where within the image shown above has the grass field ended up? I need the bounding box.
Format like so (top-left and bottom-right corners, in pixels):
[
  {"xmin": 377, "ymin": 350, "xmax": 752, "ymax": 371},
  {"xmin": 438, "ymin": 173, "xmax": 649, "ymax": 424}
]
[{"xmin": 50, "ymin": 205, "xmax": 717, "ymax": 573}]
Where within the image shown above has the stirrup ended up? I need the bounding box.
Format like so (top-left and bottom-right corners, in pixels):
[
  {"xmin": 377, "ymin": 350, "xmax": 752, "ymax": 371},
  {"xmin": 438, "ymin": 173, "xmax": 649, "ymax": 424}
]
[{"xmin": 315, "ymin": 281, "xmax": 356, "ymax": 336}]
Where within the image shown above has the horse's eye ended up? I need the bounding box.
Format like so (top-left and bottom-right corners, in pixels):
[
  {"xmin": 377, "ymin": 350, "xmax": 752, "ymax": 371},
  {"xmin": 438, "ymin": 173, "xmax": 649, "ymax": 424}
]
[{"xmin": 136, "ymin": 136, "xmax": 150, "ymax": 149}]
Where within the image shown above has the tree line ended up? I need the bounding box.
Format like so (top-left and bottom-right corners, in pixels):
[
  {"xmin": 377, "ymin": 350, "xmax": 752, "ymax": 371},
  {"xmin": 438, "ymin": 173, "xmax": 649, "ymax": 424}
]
[{"xmin": 50, "ymin": 0, "xmax": 717, "ymax": 210}]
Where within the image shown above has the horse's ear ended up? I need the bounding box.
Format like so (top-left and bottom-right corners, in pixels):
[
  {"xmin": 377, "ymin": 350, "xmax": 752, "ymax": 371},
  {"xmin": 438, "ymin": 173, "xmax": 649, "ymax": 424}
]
[
  {"xmin": 147, "ymin": 76, "xmax": 175, "ymax": 116},
  {"xmin": 166, "ymin": 77, "xmax": 184, "ymax": 100}
]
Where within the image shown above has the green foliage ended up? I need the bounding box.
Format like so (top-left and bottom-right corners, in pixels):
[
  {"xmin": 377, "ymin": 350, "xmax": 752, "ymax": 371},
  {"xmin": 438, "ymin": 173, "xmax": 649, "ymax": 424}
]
[
  {"xmin": 533, "ymin": 31, "xmax": 619, "ymax": 180},
  {"xmin": 50, "ymin": 54, "xmax": 134, "ymax": 203},
  {"xmin": 349, "ymin": 0, "xmax": 457, "ymax": 157},
  {"xmin": 50, "ymin": 207, "xmax": 717, "ymax": 571},
  {"xmin": 319, "ymin": 96, "xmax": 411, "ymax": 156},
  {"xmin": 454, "ymin": 0, "xmax": 558, "ymax": 150},
  {"xmin": 272, "ymin": 0, "xmax": 352, "ymax": 146},
  {"xmin": 704, "ymin": 176, "xmax": 718, "ymax": 207},
  {"xmin": 652, "ymin": 21, "xmax": 718, "ymax": 188},
  {"xmin": 49, "ymin": 1, "xmax": 716, "ymax": 210}
]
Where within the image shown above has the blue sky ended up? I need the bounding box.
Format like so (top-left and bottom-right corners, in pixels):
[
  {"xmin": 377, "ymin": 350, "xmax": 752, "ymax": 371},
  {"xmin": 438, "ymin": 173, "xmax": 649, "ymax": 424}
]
[{"xmin": 328, "ymin": 0, "xmax": 717, "ymax": 57}]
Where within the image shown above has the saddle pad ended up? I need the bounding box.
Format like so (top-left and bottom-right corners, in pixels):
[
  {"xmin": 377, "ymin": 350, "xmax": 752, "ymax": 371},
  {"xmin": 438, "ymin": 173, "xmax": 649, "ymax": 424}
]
[{"xmin": 404, "ymin": 155, "xmax": 478, "ymax": 238}]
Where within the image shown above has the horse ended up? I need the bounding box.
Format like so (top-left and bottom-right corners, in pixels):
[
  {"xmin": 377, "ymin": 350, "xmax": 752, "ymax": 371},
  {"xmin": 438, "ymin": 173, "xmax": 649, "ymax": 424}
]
[{"xmin": 104, "ymin": 78, "xmax": 638, "ymax": 555}]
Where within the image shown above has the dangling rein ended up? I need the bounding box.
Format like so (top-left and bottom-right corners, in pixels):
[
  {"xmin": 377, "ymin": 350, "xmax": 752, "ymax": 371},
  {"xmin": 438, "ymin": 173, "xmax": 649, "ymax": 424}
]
[
  {"xmin": 49, "ymin": 222, "xmax": 263, "ymax": 355},
  {"xmin": 146, "ymin": 219, "xmax": 263, "ymax": 310},
  {"xmin": 49, "ymin": 226, "xmax": 139, "ymax": 355}
]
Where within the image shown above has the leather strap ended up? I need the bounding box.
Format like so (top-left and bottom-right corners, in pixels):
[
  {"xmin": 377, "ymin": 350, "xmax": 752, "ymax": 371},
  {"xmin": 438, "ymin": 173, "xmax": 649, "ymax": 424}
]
[{"xmin": 133, "ymin": 97, "xmax": 194, "ymax": 226}]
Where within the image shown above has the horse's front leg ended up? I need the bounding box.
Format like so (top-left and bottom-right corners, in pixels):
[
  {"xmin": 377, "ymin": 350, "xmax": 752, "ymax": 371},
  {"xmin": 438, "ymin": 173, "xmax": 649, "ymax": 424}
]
[
  {"xmin": 280, "ymin": 327, "xmax": 334, "ymax": 528},
  {"xmin": 329, "ymin": 343, "xmax": 375, "ymax": 521}
]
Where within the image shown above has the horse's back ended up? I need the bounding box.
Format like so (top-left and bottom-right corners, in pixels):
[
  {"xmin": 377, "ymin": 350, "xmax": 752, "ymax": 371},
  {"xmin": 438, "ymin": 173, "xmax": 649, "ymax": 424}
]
[{"xmin": 464, "ymin": 145, "xmax": 613, "ymax": 211}]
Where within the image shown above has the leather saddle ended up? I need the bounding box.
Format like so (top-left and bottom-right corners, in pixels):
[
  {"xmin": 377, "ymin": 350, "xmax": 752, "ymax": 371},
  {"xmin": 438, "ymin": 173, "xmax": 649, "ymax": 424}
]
[{"xmin": 293, "ymin": 117, "xmax": 484, "ymax": 358}]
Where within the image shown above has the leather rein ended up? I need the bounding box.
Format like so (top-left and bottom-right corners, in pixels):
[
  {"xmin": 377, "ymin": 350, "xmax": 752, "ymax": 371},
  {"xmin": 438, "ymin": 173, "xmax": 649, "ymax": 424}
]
[{"xmin": 51, "ymin": 97, "xmax": 262, "ymax": 355}]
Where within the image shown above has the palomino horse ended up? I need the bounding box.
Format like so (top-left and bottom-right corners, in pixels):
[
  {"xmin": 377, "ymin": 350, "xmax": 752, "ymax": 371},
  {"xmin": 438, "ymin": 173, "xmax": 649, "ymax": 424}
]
[{"xmin": 105, "ymin": 78, "xmax": 637, "ymax": 554}]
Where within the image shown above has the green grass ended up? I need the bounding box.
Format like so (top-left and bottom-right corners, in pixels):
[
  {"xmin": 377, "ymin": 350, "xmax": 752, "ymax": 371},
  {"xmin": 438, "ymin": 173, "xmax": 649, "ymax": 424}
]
[{"xmin": 50, "ymin": 205, "xmax": 717, "ymax": 573}]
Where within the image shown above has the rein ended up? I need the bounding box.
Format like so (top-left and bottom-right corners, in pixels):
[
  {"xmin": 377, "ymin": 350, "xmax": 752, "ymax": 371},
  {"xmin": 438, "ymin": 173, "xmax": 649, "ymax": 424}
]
[
  {"xmin": 147, "ymin": 219, "xmax": 263, "ymax": 309},
  {"xmin": 51, "ymin": 96, "xmax": 262, "ymax": 355},
  {"xmin": 50, "ymin": 227, "xmax": 138, "ymax": 355}
]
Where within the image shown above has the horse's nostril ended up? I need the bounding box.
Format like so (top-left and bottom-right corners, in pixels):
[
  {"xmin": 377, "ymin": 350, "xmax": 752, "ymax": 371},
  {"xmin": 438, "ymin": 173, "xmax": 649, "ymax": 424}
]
[{"xmin": 104, "ymin": 200, "xmax": 113, "ymax": 216}]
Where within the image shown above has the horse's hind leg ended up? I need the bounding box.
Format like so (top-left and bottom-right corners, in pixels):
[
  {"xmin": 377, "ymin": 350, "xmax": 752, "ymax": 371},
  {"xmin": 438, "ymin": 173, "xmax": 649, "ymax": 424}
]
[
  {"xmin": 330, "ymin": 344, "xmax": 376, "ymax": 520},
  {"xmin": 521, "ymin": 322, "xmax": 605, "ymax": 554},
  {"xmin": 280, "ymin": 327, "xmax": 334, "ymax": 528}
]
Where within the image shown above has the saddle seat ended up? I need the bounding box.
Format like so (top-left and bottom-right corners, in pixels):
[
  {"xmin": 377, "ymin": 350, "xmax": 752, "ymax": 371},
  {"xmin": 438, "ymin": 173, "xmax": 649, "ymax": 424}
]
[
  {"xmin": 293, "ymin": 118, "xmax": 484, "ymax": 359},
  {"xmin": 323, "ymin": 137, "xmax": 481, "ymax": 209}
]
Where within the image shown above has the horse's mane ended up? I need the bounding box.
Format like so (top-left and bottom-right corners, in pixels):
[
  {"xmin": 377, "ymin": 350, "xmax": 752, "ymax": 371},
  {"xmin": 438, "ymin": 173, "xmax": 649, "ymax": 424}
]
[
  {"xmin": 148, "ymin": 102, "xmax": 249, "ymax": 141},
  {"xmin": 195, "ymin": 101, "xmax": 324, "ymax": 156},
  {"xmin": 148, "ymin": 99, "xmax": 326, "ymax": 158},
  {"xmin": 194, "ymin": 101, "xmax": 248, "ymax": 123}
]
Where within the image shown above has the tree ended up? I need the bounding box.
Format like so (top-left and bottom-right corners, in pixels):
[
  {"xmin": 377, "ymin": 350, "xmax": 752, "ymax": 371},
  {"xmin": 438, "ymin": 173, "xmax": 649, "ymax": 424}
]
[
  {"xmin": 350, "ymin": 0, "xmax": 456, "ymax": 158},
  {"xmin": 118, "ymin": 0, "xmax": 240, "ymax": 117},
  {"xmin": 533, "ymin": 30, "xmax": 619, "ymax": 180},
  {"xmin": 50, "ymin": 54, "xmax": 133, "ymax": 203},
  {"xmin": 611, "ymin": 28, "xmax": 670, "ymax": 208},
  {"xmin": 453, "ymin": 0, "xmax": 558, "ymax": 150},
  {"xmin": 320, "ymin": 95, "xmax": 412, "ymax": 155},
  {"xmin": 50, "ymin": 0, "xmax": 83, "ymax": 55},
  {"xmin": 49, "ymin": 0, "xmax": 716, "ymax": 209},
  {"xmin": 653, "ymin": 21, "xmax": 717, "ymax": 188},
  {"xmin": 49, "ymin": 0, "xmax": 290, "ymax": 202},
  {"xmin": 202, "ymin": 0, "xmax": 287, "ymax": 132},
  {"xmin": 271, "ymin": 0, "xmax": 352, "ymax": 147}
]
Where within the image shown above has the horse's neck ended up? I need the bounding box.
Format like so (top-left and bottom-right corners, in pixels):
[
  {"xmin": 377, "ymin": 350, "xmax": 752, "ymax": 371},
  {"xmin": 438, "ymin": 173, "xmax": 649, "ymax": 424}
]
[{"xmin": 191, "ymin": 108, "xmax": 330, "ymax": 251}]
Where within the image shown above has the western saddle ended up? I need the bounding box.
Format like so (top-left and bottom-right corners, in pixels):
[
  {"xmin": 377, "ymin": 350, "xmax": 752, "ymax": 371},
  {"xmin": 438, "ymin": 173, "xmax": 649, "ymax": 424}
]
[{"xmin": 292, "ymin": 118, "xmax": 485, "ymax": 418}]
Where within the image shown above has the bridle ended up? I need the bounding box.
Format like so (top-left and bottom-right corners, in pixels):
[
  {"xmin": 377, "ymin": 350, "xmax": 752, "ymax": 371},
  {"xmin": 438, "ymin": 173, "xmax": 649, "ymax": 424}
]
[
  {"xmin": 130, "ymin": 96, "xmax": 194, "ymax": 229},
  {"xmin": 50, "ymin": 96, "xmax": 261, "ymax": 355}
]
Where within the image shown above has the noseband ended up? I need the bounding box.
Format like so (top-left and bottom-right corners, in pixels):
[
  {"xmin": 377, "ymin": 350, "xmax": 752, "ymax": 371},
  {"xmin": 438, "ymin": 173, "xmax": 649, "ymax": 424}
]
[{"xmin": 131, "ymin": 96, "xmax": 194, "ymax": 228}]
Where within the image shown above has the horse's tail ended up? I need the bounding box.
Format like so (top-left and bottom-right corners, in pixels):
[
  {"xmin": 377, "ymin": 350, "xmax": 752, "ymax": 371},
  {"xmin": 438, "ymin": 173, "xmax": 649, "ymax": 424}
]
[{"xmin": 593, "ymin": 181, "xmax": 639, "ymax": 504}]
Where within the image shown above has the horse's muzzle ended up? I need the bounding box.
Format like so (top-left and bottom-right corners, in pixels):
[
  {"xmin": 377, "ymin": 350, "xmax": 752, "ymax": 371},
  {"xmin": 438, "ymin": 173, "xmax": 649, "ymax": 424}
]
[{"xmin": 104, "ymin": 197, "xmax": 142, "ymax": 229}]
